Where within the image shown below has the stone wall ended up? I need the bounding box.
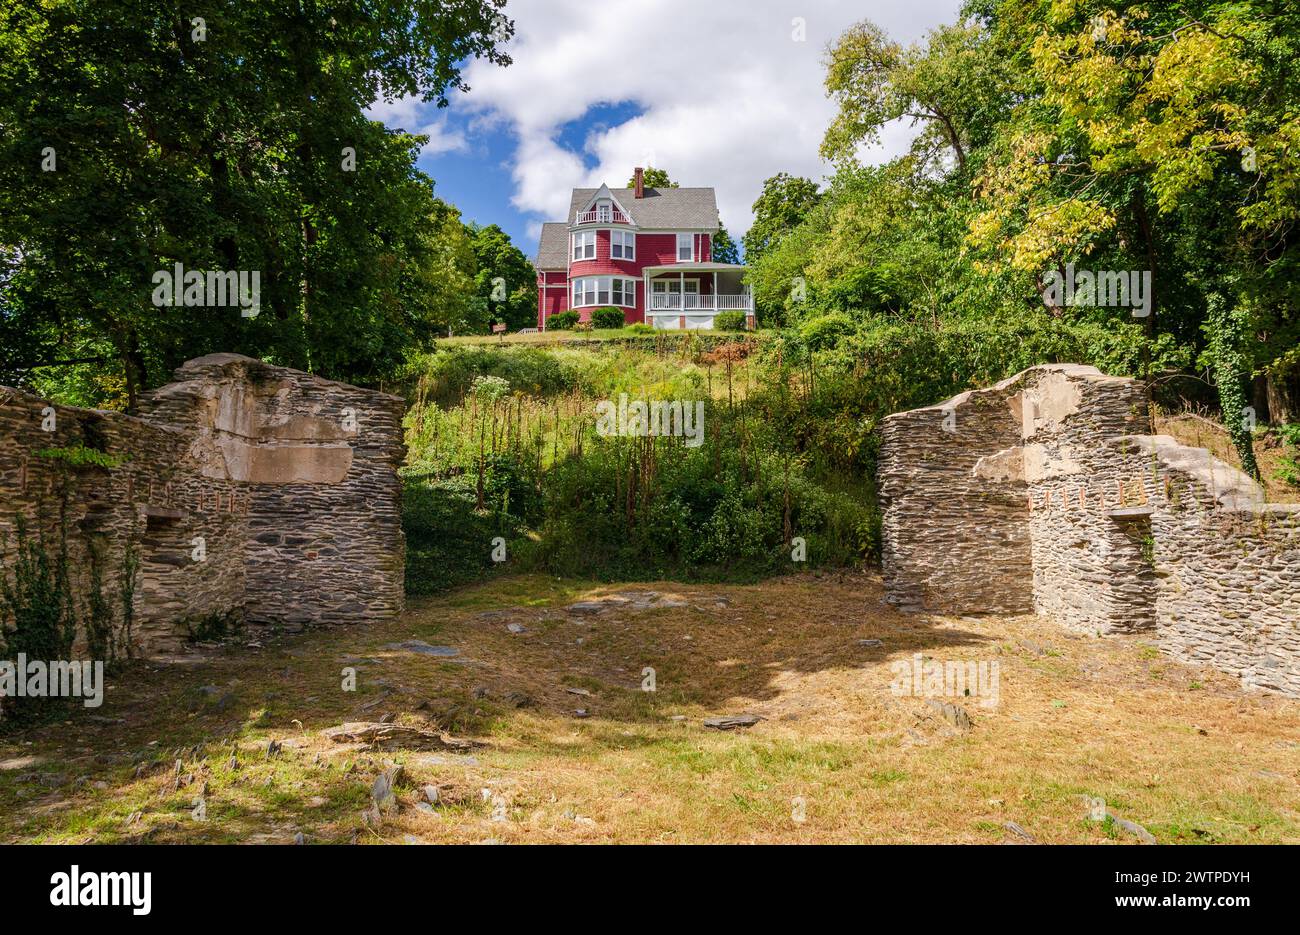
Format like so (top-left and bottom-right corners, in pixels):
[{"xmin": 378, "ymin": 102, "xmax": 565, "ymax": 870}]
[
  {"xmin": 0, "ymin": 354, "xmax": 405, "ymax": 658},
  {"xmin": 878, "ymin": 377, "xmax": 1032, "ymax": 614},
  {"xmin": 879, "ymin": 364, "xmax": 1300, "ymax": 697},
  {"xmin": 0, "ymin": 393, "xmax": 247, "ymax": 655}
]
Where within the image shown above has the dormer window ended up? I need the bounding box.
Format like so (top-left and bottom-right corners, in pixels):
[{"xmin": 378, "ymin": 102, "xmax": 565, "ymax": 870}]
[{"xmin": 596, "ymin": 200, "xmax": 611, "ymax": 223}]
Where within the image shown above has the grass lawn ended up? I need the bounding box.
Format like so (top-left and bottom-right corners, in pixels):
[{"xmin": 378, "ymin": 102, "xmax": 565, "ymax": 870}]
[
  {"xmin": 439, "ymin": 327, "xmax": 754, "ymax": 346},
  {"xmin": 2, "ymin": 572, "xmax": 1296, "ymax": 844}
]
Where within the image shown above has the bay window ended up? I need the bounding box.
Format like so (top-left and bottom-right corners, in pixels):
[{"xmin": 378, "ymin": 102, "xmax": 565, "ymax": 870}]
[{"xmin": 571, "ymin": 276, "xmax": 637, "ymax": 308}]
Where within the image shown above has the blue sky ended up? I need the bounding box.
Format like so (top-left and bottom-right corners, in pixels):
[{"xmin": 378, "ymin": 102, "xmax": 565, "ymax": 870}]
[{"xmin": 368, "ymin": 0, "xmax": 963, "ymax": 258}]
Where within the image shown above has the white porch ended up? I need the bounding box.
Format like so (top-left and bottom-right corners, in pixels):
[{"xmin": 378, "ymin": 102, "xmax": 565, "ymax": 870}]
[{"xmin": 642, "ymin": 263, "xmax": 751, "ymax": 329}]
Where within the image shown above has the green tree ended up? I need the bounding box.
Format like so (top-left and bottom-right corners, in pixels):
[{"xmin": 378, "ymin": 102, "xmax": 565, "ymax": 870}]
[
  {"xmin": 0, "ymin": 0, "xmax": 512, "ymax": 404},
  {"xmin": 965, "ymin": 0, "xmax": 1300, "ymax": 456},
  {"xmin": 626, "ymin": 167, "xmax": 677, "ymax": 188},
  {"xmin": 742, "ymin": 173, "xmax": 822, "ymax": 264},
  {"xmin": 711, "ymin": 225, "xmax": 740, "ymax": 264},
  {"xmin": 467, "ymin": 223, "xmax": 536, "ymax": 332},
  {"xmin": 821, "ymin": 18, "xmax": 1012, "ymax": 173}
]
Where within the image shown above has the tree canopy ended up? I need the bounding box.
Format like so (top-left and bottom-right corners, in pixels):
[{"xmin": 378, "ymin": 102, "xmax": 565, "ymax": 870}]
[
  {"xmin": 0, "ymin": 0, "xmax": 512, "ymax": 405},
  {"xmin": 712, "ymin": 225, "xmax": 741, "ymax": 264},
  {"xmin": 743, "ymin": 0, "xmax": 1300, "ymax": 471},
  {"xmin": 466, "ymin": 223, "xmax": 536, "ymax": 332},
  {"xmin": 626, "ymin": 167, "xmax": 677, "ymax": 189}
]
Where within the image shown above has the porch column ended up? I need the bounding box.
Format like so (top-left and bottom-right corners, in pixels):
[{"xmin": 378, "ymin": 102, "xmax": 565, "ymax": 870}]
[
  {"xmin": 679, "ymin": 271, "xmax": 684, "ymax": 311},
  {"xmin": 713, "ymin": 272, "xmax": 717, "ymax": 311}
]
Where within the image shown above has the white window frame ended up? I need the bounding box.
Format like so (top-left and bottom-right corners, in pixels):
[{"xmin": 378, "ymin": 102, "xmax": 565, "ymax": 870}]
[
  {"xmin": 572, "ymin": 276, "xmax": 637, "ymax": 308},
  {"xmin": 610, "ymin": 229, "xmax": 635, "ymax": 260},
  {"xmin": 676, "ymin": 233, "xmax": 694, "ymax": 262},
  {"xmin": 651, "ymin": 279, "xmax": 699, "ymax": 295},
  {"xmin": 572, "ymin": 230, "xmax": 596, "ymax": 261}
]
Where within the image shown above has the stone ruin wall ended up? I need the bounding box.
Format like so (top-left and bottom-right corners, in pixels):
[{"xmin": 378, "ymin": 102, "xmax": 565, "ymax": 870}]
[
  {"xmin": 1018, "ymin": 369, "xmax": 1151, "ymax": 634},
  {"xmin": 1137, "ymin": 443, "xmax": 1299, "ymax": 695},
  {"xmin": 0, "ymin": 354, "xmax": 405, "ymax": 658},
  {"xmin": 137, "ymin": 355, "xmax": 407, "ymax": 632},
  {"xmin": 0, "ymin": 393, "xmax": 248, "ymax": 655},
  {"xmin": 880, "ymin": 364, "xmax": 1300, "ymax": 697},
  {"xmin": 878, "ymin": 382, "xmax": 1032, "ymax": 615}
]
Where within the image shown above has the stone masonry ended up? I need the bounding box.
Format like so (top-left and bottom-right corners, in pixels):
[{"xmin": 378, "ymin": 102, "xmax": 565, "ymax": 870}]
[
  {"xmin": 0, "ymin": 354, "xmax": 405, "ymax": 657},
  {"xmin": 880, "ymin": 364, "xmax": 1299, "ymax": 697}
]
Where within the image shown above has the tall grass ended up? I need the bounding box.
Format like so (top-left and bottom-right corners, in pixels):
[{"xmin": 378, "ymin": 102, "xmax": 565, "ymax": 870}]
[{"xmin": 399, "ymin": 341, "xmax": 876, "ymax": 591}]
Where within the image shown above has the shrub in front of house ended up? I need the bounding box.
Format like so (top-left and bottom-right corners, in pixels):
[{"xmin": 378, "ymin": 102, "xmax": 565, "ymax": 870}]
[
  {"xmin": 714, "ymin": 310, "xmax": 747, "ymax": 331},
  {"xmin": 547, "ymin": 310, "xmax": 579, "ymax": 330},
  {"xmin": 591, "ymin": 307, "xmax": 626, "ymax": 329}
]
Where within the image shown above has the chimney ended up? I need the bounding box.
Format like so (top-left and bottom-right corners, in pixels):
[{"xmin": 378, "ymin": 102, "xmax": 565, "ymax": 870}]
[{"xmin": 633, "ymin": 167, "xmax": 644, "ymax": 199}]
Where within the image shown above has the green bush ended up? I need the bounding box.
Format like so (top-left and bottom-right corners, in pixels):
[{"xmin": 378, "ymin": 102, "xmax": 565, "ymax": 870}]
[
  {"xmin": 547, "ymin": 310, "xmax": 579, "ymax": 330},
  {"xmin": 626, "ymin": 322, "xmax": 655, "ymax": 335},
  {"xmin": 405, "ymin": 345, "xmax": 584, "ymax": 405},
  {"xmin": 591, "ymin": 307, "xmax": 626, "ymax": 329},
  {"xmin": 1276, "ymin": 424, "xmax": 1300, "ymax": 489},
  {"xmin": 401, "ymin": 474, "xmax": 523, "ymax": 594},
  {"xmin": 714, "ymin": 310, "xmax": 747, "ymax": 331},
  {"xmin": 798, "ymin": 312, "xmax": 855, "ymax": 350}
]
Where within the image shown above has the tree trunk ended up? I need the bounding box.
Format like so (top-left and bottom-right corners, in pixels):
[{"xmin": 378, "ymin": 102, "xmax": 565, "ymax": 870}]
[{"xmin": 1265, "ymin": 367, "xmax": 1300, "ymax": 425}]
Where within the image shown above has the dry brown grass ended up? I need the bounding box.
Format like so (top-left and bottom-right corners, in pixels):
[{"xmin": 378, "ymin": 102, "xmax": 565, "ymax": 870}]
[{"xmin": 2, "ymin": 572, "xmax": 1296, "ymax": 844}]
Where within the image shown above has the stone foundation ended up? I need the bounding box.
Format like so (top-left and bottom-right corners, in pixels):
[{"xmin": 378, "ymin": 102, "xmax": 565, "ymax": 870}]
[
  {"xmin": 879, "ymin": 364, "xmax": 1299, "ymax": 696},
  {"xmin": 0, "ymin": 354, "xmax": 404, "ymax": 657}
]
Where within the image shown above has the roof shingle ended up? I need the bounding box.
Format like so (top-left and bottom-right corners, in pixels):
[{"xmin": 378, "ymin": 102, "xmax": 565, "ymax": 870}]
[
  {"xmin": 534, "ymin": 222, "xmax": 569, "ymax": 270},
  {"xmin": 568, "ymin": 187, "xmax": 720, "ymax": 230},
  {"xmin": 533, "ymin": 187, "xmax": 723, "ymax": 269}
]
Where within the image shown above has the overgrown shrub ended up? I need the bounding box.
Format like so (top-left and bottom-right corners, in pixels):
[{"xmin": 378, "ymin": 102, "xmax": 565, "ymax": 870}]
[
  {"xmin": 591, "ymin": 307, "xmax": 625, "ymax": 329},
  {"xmin": 1277, "ymin": 424, "xmax": 1300, "ymax": 489},
  {"xmin": 547, "ymin": 310, "xmax": 579, "ymax": 330},
  {"xmin": 798, "ymin": 312, "xmax": 855, "ymax": 350},
  {"xmin": 714, "ymin": 310, "xmax": 747, "ymax": 331},
  {"xmin": 0, "ymin": 516, "xmax": 75, "ymax": 665},
  {"xmin": 402, "ymin": 472, "xmax": 527, "ymax": 594},
  {"xmin": 404, "ymin": 345, "xmax": 585, "ymax": 405}
]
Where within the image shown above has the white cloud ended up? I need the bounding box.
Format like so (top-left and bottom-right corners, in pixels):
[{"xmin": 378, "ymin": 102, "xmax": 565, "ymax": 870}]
[
  {"xmin": 458, "ymin": 0, "xmax": 963, "ymax": 236},
  {"xmin": 366, "ymin": 96, "xmax": 468, "ymax": 157}
]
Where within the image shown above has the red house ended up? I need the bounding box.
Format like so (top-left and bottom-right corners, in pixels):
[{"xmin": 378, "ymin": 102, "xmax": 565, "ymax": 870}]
[{"xmin": 534, "ymin": 168, "xmax": 752, "ymax": 330}]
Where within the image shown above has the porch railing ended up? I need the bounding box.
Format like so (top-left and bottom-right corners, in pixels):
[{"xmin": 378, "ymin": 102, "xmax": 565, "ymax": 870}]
[
  {"xmin": 574, "ymin": 207, "xmax": 632, "ymax": 225},
  {"xmin": 649, "ymin": 294, "xmax": 753, "ymax": 311}
]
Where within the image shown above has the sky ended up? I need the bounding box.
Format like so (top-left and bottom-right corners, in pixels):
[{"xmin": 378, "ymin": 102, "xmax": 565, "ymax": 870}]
[{"xmin": 366, "ymin": 0, "xmax": 964, "ymax": 258}]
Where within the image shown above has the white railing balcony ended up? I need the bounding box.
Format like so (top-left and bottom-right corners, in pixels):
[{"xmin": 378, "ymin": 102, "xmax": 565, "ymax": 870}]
[
  {"xmin": 574, "ymin": 207, "xmax": 632, "ymax": 225},
  {"xmin": 649, "ymin": 294, "xmax": 753, "ymax": 311}
]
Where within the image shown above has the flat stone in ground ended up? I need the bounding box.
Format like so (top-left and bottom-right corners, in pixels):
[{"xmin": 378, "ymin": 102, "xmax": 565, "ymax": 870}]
[
  {"xmin": 381, "ymin": 640, "xmax": 459, "ymax": 657},
  {"xmin": 703, "ymin": 714, "xmax": 762, "ymax": 731}
]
